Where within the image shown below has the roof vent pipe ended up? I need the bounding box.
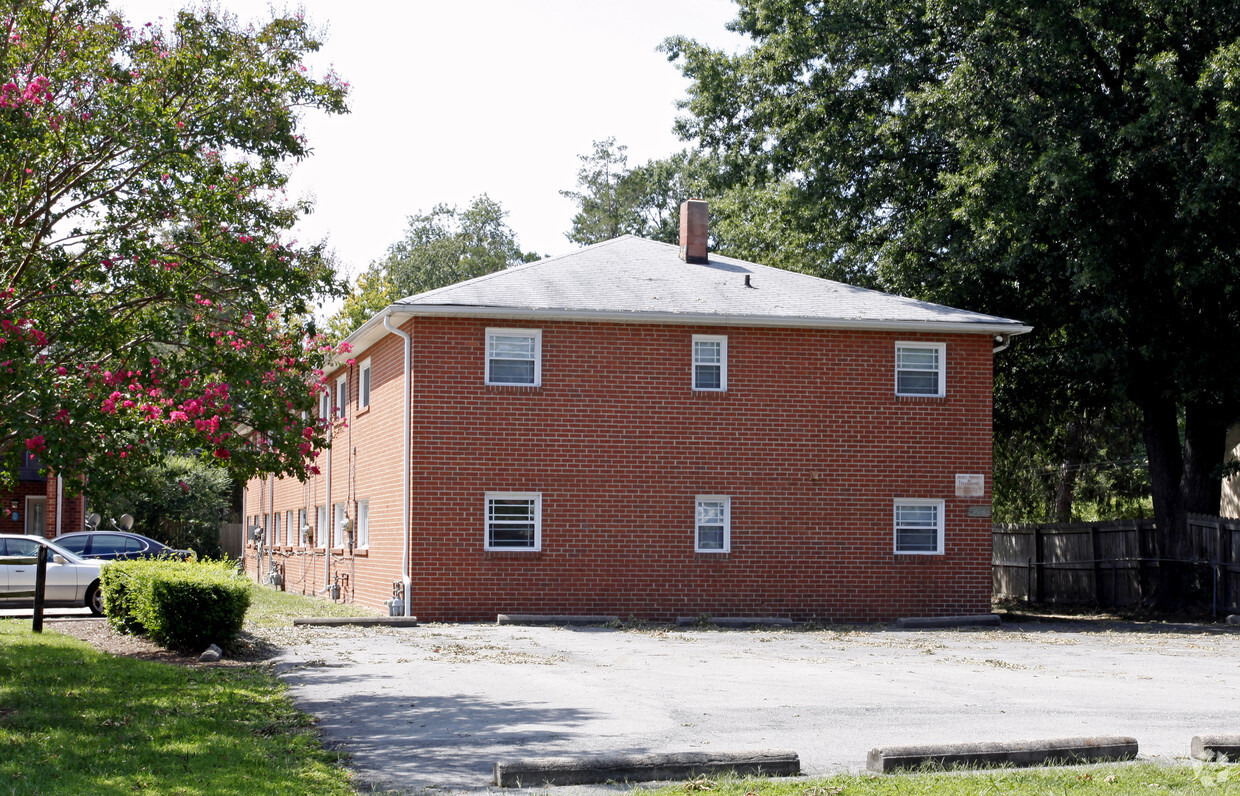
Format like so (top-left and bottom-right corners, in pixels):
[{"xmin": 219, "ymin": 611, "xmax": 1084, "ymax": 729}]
[{"xmin": 679, "ymin": 199, "xmax": 709, "ymax": 264}]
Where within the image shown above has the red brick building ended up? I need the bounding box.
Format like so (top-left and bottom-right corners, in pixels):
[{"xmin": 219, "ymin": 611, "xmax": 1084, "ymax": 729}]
[
  {"xmin": 2, "ymin": 452, "xmax": 86, "ymax": 539},
  {"xmin": 244, "ymin": 202, "xmax": 1029, "ymax": 621}
]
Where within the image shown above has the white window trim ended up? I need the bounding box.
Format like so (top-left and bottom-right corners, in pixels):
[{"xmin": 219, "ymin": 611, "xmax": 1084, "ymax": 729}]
[
  {"xmin": 333, "ymin": 502, "xmax": 346, "ymax": 548},
  {"xmin": 485, "ymin": 328, "xmax": 542, "ymax": 387},
  {"xmin": 315, "ymin": 505, "xmax": 328, "ymax": 549},
  {"xmin": 695, "ymin": 495, "xmax": 731, "ymax": 553},
  {"xmin": 297, "ymin": 508, "xmax": 308, "ymax": 546},
  {"xmin": 692, "ymin": 334, "xmax": 728, "ymax": 392},
  {"xmin": 335, "ymin": 374, "xmax": 349, "ymax": 419},
  {"xmin": 893, "ymin": 498, "xmax": 945, "ymax": 555},
  {"xmin": 24, "ymin": 495, "xmax": 47, "ymax": 536},
  {"xmin": 272, "ymin": 512, "xmax": 282, "ymax": 547},
  {"xmin": 356, "ymin": 499, "xmax": 369, "ymax": 548},
  {"xmin": 895, "ymin": 342, "xmax": 946, "ymax": 397},
  {"xmin": 318, "ymin": 389, "xmax": 331, "ymax": 420},
  {"xmin": 358, "ymin": 358, "xmax": 372, "ymax": 410},
  {"xmin": 484, "ymin": 491, "xmax": 542, "ymax": 551}
]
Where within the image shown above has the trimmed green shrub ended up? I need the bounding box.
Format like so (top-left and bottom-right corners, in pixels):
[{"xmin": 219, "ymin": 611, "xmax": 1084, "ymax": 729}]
[
  {"xmin": 100, "ymin": 559, "xmax": 161, "ymax": 634},
  {"xmin": 100, "ymin": 559, "xmax": 251, "ymax": 651}
]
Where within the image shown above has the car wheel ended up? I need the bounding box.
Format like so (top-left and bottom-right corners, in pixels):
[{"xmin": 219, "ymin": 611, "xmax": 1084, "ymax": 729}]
[{"xmin": 86, "ymin": 582, "xmax": 104, "ymax": 616}]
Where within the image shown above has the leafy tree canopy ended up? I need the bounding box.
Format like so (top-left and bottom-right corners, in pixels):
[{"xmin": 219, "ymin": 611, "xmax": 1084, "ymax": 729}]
[
  {"xmin": 1, "ymin": 0, "xmax": 350, "ymax": 494},
  {"xmin": 667, "ymin": 0, "xmax": 1240, "ymax": 596},
  {"xmin": 330, "ymin": 194, "xmax": 539, "ymax": 338},
  {"xmin": 561, "ymin": 138, "xmax": 870, "ymax": 281},
  {"xmin": 87, "ymin": 455, "xmax": 232, "ymax": 558},
  {"xmin": 561, "ymin": 138, "xmax": 717, "ymax": 246}
]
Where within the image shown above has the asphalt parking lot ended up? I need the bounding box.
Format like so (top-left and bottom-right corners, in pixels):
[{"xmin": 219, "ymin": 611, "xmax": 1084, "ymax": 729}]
[{"xmin": 270, "ymin": 619, "xmax": 1240, "ymax": 793}]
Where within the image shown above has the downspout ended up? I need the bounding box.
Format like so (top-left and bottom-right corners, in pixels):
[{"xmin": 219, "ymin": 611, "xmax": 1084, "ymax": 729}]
[
  {"xmin": 267, "ymin": 474, "xmax": 274, "ymax": 582},
  {"xmin": 55, "ymin": 475, "xmax": 63, "ymax": 535},
  {"xmin": 383, "ymin": 311, "xmax": 413, "ymax": 617},
  {"xmin": 324, "ymin": 431, "xmax": 332, "ymax": 592}
]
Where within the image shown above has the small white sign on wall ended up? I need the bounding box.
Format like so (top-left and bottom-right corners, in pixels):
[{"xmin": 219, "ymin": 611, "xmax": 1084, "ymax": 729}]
[{"xmin": 955, "ymin": 474, "xmax": 985, "ymax": 497}]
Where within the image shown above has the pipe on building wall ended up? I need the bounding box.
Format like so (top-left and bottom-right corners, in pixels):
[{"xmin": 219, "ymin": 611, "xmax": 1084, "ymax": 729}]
[
  {"xmin": 323, "ymin": 429, "xmax": 332, "ymax": 592},
  {"xmin": 383, "ymin": 311, "xmax": 413, "ymax": 617},
  {"xmin": 55, "ymin": 475, "xmax": 63, "ymax": 535}
]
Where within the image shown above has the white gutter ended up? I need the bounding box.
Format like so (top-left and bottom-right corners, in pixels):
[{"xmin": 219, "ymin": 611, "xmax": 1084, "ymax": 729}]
[{"xmin": 383, "ymin": 311, "xmax": 413, "ymax": 617}]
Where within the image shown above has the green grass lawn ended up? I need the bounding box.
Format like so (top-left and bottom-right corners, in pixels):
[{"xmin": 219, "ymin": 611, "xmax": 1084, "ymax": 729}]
[
  {"xmin": 0, "ymin": 583, "xmax": 362, "ymax": 795},
  {"xmin": 640, "ymin": 765, "xmax": 1238, "ymax": 795},
  {"xmin": 243, "ymin": 582, "xmax": 376, "ymax": 629}
]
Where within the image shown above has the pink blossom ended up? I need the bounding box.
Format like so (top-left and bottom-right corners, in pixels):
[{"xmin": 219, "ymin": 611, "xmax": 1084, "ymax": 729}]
[{"xmin": 25, "ymin": 435, "xmax": 45, "ymax": 452}]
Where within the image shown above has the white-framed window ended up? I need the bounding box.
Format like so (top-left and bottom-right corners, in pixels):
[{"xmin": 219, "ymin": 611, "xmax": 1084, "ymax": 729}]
[
  {"xmin": 262, "ymin": 513, "xmax": 270, "ymax": 546},
  {"xmin": 272, "ymin": 512, "xmax": 281, "ymax": 547},
  {"xmin": 356, "ymin": 499, "xmax": 369, "ymax": 548},
  {"xmin": 485, "ymin": 492, "xmax": 541, "ymax": 551},
  {"xmin": 316, "ymin": 504, "xmax": 328, "ymax": 548},
  {"xmin": 359, "ymin": 358, "xmax": 372, "ymax": 410},
  {"xmin": 318, "ymin": 388, "xmax": 331, "ymax": 420},
  {"xmin": 297, "ymin": 508, "xmax": 307, "ymax": 545},
  {"xmin": 895, "ymin": 343, "xmax": 945, "ymax": 397},
  {"xmin": 695, "ymin": 496, "xmax": 731, "ymax": 553},
  {"xmin": 486, "ymin": 328, "xmax": 542, "ymax": 386},
  {"xmin": 285, "ymin": 510, "xmax": 295, "ymax": 546},
  {"xmin": 333, "ymin": 502, "xmax": 346, "ymax": 548},
  {"xmin": 894, "ymin": 499, "xmax": 945, "ymax": 555},
  {"xmin": 692, "ymin": 335, "xmax": 727, "ymax": 391},
  {"xmin": 335, "ymin": 374, "xmax": 349, "ymax": 419}
]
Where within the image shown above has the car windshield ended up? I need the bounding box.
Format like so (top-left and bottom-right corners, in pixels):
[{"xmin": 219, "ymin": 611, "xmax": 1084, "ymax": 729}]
[{"xmin": 2, "ymin": 536, "xmax": 89, "ymax": 564}]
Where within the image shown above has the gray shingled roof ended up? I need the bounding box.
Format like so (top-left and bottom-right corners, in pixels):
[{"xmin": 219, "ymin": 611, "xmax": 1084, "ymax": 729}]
[{"xmin": 383, "ymin": 236, "xmax": 1026, "ymax": 334}]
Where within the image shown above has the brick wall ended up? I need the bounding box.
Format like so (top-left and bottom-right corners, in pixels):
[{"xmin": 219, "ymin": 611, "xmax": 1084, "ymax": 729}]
[{"xmin": 248, "ymin": 316, "xmax": 996, "ymax": 622}]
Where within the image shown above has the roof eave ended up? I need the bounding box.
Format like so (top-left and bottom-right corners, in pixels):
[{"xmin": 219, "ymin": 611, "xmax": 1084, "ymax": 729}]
[{"xmin": 388, "ymin": 303, "xmax": 1032, "ymax": 336}]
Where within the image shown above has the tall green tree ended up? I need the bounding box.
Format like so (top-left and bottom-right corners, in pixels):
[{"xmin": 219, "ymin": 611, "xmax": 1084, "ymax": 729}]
[
  {"xmin": 561, "ymin": 138, "xmax": 867, "ymax": 280},
  {"xmin": 561, "ymin": 138, "xmax": 718, "ymax": 246},
  {"xmin": 330, "ymin": 195, "xmax": 539, "ymax": 338},
  {"xmin": 0, "ymin": 0, "xmax": 350, "ymax": 495},
  {"xmin": 667, "ymin": 1, "xmax": 1240, "ymax": 603},
  {"xmin": 88, "ymin": 455, "xmax": 232, "ymax": 557}
]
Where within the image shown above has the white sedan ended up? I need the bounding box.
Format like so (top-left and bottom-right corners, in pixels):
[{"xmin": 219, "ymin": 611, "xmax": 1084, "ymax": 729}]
[{"xmin": 0, "ymin": 534, "xmax": 105, "ymax": 615}]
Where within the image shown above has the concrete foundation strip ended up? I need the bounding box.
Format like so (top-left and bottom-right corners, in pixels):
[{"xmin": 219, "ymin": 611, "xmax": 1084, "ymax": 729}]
[
  {"xmin": 493, "ymin": 749, "xmax": 800, "ymax": 787},
  {"xmin": 292, "ymin": 616, "xmax": 419, "ymax": 627},
  {"xmin": 867, "ymin": 736, "xmax": 1137, "ymax": 773},
  {"xmin": 675, "ymin": 616, "xmax": 795, "ymax": 627},
  {"xmin": 1192, "ymin": 735, "xmax": 1240, "ymax": 762},
  {"xmin": 894, "ymin": 614, "xmax": 1002, "ymax": 629},
  {"xmin": 495, "ymin": 614, "xmax": 617, "ymax": 625}
]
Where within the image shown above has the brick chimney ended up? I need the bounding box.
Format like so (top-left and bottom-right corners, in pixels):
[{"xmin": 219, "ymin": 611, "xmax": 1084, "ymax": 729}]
[{"xmin": 678, "ymin": 199, "xmax": 708, "ymax": 264}]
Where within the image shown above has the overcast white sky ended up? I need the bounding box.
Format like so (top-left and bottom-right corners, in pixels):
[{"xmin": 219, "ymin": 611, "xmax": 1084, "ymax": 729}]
[{"xmin": 114, "ymin": 1, "xmax": 749, "ymax": 295}]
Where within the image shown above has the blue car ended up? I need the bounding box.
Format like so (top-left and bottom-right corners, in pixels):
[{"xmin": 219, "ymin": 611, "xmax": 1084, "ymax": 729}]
[{"xmin": 52, "ymin": 531, "xmax": 193, "ymax": 562}]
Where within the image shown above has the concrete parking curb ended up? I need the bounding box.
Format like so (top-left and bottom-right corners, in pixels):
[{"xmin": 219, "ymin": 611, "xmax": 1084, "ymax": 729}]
[
  {"xmin": 1192, "ymin": 735, "xmax": 1240, "ymax": 761},
  {"xmin": 495, "ymin": 614, "xmax": 617, "ymax": 626},
  {"xmin": 493, "ymin": 749, "xmax": 801, "ymax": 787},
  {"xmin": 867, "ymin": 736, "xmax": 1138, "ymax": 773},
  {"xmin": 894, "ymin": 614, "xmax": 1002, "ymax": 629},
  {"xmin": 292, "ymin": 616, "xmax": 419, "ymax": 627}
]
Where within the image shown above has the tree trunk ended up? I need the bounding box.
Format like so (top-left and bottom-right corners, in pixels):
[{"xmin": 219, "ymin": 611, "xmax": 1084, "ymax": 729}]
[
  {"xmin": 1052, "ymin": 420, "xmax": 1085, "ymax": 523},
  {"xmin": 1140, "ymin": 394, "xmax": 1229, "ymax": 609}
]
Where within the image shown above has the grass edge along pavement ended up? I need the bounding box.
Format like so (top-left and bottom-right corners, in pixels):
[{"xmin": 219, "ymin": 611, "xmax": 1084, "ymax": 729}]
[
  {"xmin": 0, "ymin": 584, "xmax": 371, "ymax": 796},
  {"xmin": 633, "ymin": 764, "xmax": 1239, "ymax": 796}
]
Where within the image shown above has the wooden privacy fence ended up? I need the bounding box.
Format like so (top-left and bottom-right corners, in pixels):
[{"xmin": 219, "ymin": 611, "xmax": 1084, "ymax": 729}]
[{"xmin": 992, "ymin": 515, "xmax": 1240, "ymax": 614}]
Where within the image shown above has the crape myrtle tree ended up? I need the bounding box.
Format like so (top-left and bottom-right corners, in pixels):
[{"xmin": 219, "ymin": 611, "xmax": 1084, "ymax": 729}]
[
  {"xmin": 666, "ymin": 0, "xmax": 1240, "ymax": 604},
  {"xmin": 330, "ymin": 194, "xmax": 539, "ymax": 338},
  {"xmin": 0, "ymin": 0, "xmax": 351, "ymax": 497}
]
